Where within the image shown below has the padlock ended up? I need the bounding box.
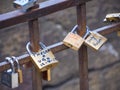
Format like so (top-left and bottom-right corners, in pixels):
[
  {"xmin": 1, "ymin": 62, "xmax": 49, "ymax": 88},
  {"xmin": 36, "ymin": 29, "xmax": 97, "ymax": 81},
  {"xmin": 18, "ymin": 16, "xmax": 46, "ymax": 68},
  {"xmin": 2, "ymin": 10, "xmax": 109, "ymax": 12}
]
[
  {"xmin": 63, "ymin": 25, "xmax": 89, "ymax": 50},
  {"xmin": 26, "ymin": 42, "xmax": 59, "ymax": 72},
  {"xmin": 13, "ymin": 0, "xmax": 37, "ymax": 12},
  {"xmin": 117, "ymin": 30, "xmax": 120, "ymax": 37},
  {"xmin": 11, "ymin": 56, "xmax": 23, "ymax": 84},
  {"xmin": 1, "ymin": 57, "xmax": 19, "ymax": 88},
  {"xmin": 85, "ymin": 31, "xmax": 107, "ymax": 50},
  {"xmin": 104, "ymin": 13, "xmax": 120, "ymax": 22}
]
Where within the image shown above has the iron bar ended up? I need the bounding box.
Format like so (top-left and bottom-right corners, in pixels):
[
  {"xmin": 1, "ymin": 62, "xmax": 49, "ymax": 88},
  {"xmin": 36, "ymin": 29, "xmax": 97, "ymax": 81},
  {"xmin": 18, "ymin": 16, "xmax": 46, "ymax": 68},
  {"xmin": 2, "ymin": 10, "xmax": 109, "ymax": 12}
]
[
  {"xmin": 28, "ymin": 19, "xmax": 42, "ymax": 90},
  {"xmin": 0, "ymin": 0, "xmax": 91, "ymax": 29},
  {"xmin": 0, "ymin": 23, "xmax": 119, "ymax": 72},
  {"xmin": 77, "ymin": 3, "xmax": 89, "ymax": 90}
]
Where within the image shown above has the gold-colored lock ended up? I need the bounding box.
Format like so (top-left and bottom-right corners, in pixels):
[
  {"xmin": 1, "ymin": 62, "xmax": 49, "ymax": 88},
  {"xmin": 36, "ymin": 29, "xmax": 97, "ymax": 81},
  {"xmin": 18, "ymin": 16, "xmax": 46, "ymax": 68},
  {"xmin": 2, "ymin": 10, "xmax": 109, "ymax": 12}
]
[
  {"xmin": 26, "ymin": 42, "xmax": 59, "ymax": 72},
  {"xmin": 63, "ymin": 25, "xmax": 86, "ymax": 51},
  {"xmin": 117, "ymin": 30, "xmax": 120, "ymax": 37},
  {"xmin": 42, "ymin": 69, "xmax": 51, "ymax": 81},
  {"xmin": 104, "ymin": 13, "xmax": 120, "ymax": 22},
  {"xmin": 85, "ymin": 31, "xmax": 107, "ymax": 50}
]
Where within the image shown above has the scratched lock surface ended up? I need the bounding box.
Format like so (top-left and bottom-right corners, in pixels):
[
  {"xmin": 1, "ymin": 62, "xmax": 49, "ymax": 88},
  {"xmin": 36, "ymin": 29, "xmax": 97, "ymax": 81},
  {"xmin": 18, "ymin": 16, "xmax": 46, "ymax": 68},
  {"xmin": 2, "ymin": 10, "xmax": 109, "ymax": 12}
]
[
  {"xmin": 30, "ymin": 49, "xmax": 58, "ymax": 71},
  {"xmin": 63, "ymin": 32, "xmax": 84, "ymax": 51},
  {"xmin": 85, "ymin": 32, "xmax": 107, "ymax": 50}
]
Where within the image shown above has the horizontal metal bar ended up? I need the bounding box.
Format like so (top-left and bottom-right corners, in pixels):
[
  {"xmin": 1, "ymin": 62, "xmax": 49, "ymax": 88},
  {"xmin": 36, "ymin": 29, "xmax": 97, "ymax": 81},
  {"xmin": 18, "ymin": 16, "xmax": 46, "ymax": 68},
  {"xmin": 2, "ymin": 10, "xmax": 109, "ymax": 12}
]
[
  {"xmin": 0, "ymin": 42, "xmax": 68, "ymax": 72},
  {"xmin": 0, "ymin": 0, "xmax": 90, "ymax": 29},
  {"xmin": 95, "ymin": 23, "xmax": 120, "ymax": 35},
  {"xmin": 0, "ymin": 23, "xmax": 120, "ymax": 72}
]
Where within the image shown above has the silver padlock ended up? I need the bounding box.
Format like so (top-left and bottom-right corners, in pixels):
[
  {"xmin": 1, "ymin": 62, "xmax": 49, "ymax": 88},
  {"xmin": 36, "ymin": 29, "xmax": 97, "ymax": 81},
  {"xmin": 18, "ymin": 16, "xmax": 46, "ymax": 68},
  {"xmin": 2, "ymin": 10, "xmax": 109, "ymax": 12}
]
[
  {"xmin": 26, "ymin": 42, "xmax": 59, "ymax": 72},
  {"xmin": 13, "ymin": 0, "xmax": 37, "ymax": 12},
  {"xmin": 1, "ymin": 57, "xmax": 19, "ymax": 88}
]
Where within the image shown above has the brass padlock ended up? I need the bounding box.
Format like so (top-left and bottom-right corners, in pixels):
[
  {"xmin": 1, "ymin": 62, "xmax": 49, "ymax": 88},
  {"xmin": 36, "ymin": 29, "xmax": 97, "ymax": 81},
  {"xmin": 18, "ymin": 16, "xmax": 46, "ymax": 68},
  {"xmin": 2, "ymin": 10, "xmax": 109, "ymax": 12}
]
[
  {"xmin": 63, "ymin": 25, "xmax": 83, "ymax": 50},
  {"xmin": 63, "ymin": 25, "xmax": 90, "ymax": 50},
  {"xmin": 26, "ymin": 42, "xmax": 59, "ymax": 72},
  {"xmin": 11, "ymin": 56, "xmax": 23, "ymax": 84},
  {"xmin": 1, "ymin": 57, "xmax": 19, "ymax": 88},
  {"xmin": 85, "ymin": 31, "xmax": 107, "ymax": 50},
  {"xmin": 117, "ymin": 30, "xmax": 120, "ymax": 37},
  {"xmin": 104, "ymin": 13, "xmax": 120, "ymax": 22}
]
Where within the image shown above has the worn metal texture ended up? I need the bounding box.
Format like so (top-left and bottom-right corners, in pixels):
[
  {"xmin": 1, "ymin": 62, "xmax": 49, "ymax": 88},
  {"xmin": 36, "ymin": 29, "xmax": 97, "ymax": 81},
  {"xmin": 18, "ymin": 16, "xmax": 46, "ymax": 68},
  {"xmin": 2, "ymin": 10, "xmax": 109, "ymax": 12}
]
[{"xmin": 0, "ymin": 0, "xmax": 91, "ymax": 29}]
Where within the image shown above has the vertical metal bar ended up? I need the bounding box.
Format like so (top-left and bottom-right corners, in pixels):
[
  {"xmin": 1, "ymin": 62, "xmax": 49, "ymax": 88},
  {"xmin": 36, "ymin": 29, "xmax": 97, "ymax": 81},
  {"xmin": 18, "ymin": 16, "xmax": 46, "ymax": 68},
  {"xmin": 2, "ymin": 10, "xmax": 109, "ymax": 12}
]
[
  {"xmin": 76, "ymin": 3, "xmax": 89, "ymax": 90},
  {"xmin": 28, "ymin": 19, "xmax": 42, "ymax": 90}
]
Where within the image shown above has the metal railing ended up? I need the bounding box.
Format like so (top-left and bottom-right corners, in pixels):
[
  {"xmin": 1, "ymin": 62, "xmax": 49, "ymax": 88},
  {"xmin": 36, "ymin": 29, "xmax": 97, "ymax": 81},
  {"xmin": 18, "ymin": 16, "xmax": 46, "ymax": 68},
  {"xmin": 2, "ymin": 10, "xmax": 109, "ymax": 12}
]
[{"xmin": 0, "ymin": 0, "xmax": 120, "ymax": 90}]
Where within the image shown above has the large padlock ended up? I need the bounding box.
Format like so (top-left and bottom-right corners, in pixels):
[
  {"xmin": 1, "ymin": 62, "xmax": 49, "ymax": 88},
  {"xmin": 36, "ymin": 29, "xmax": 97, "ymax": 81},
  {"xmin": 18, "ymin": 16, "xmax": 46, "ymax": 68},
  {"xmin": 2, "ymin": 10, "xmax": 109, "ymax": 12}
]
[
  {"xmin": 1, "ymin": 57, "xmax": 19, "ymax": 88},
  {"xmin": 85, "ymin": 31, "xmax": 107, "ymax": 50},
  {"xmin": 63, "ymin": 25, "xmax": 89, "ymax": 50},
  {"xmin": 12, "ymin": 56, "xmax": 23, "ymax": 84},
  {"xmin": 26, "ymin": 42, "xmax": 59, "ymax": 72},
  {"xmin": 13, "ymin": 0, "xmax": 37, "ymax": 12}
]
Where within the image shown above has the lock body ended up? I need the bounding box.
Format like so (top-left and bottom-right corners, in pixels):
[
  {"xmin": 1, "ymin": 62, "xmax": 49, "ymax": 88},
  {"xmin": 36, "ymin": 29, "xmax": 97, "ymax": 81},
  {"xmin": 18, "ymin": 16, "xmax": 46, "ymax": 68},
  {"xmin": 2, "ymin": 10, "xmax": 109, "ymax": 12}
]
[
  {"xmin": 117, "ymin": 30, "xmax": 120, "ymax": 37},
  {"xmin": 1, "ymin": 70, "xmax": 18, "ymax": 88},
  {"xmin": 63, "ymin": 32, "xmax": 84, "ymax": 50},
  {"xmin": 104, "ymin": 13, "xmax": 120, "ymax": 22},
  {"xmin": 85, "ymin": 32, "xmax": 107, "ymax": 50},
  {"xmin": 13, "ymin": 0, "xmax": 37, "ymax": 11},
  {"xmin": 30, "ymin": 49, "xmax": 58, "ymax": 71}
]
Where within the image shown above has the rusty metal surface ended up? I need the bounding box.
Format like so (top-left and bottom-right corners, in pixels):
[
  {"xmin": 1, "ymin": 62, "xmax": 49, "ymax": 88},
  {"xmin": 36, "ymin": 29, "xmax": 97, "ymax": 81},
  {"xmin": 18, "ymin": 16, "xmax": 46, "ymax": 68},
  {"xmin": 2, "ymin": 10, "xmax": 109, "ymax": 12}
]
[
  {"xmin": 77, "ymin": 3, "xmax": 89, "ymax": 90},
  {"xmin": 0, "ymin": 0, "xmax": 91, "ymax": 29},
  {"xmin": 28, "ymin": 19, "xmax": 42, "ymax": 90}
]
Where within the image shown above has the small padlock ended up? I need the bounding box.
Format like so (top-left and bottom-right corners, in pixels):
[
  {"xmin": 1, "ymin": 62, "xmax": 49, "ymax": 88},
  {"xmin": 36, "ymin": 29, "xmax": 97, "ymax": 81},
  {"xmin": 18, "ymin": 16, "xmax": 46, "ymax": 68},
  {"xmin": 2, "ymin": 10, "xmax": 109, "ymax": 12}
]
[
  {"xmin": 85, "ymin": 31, "xmax": 107, "ymax": 50},
  {"xmin": 12, "ymin": 56, "xmax": 23, "ymax": 84},
  {"xmin": 26, "ymin": 42, "xmax": 59, "ymax": 72},
  {"xmin": 63, "ymin": 25, "xmax": 89, "ymax": 50},
  {"xmin": 104, "ymin": 13, "xmax": 120, "ymax": 22},
  {"xmin": 117, "ymin": 30, "xmax": 120, "ymax": 37},
  {"xmin": 1, "ymin": 57, "xmax": 19, "ymax": 88},
  {"xmin": 13, "ymin": 0, "xmax": 37, "ymax": 12}
]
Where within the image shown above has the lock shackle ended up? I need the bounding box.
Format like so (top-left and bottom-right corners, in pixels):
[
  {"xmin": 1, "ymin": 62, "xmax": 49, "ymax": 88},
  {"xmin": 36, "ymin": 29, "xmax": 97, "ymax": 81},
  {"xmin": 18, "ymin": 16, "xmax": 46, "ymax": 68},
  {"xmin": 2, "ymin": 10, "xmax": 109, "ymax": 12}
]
[
  {"xmin": 83, "ymin": 26, "xmax": 91, "ymax": 39},
  {"xmin": 26, "ymin": 42, "xmax": 43, "ymax": 55},
  {"xmin": 5, "ymin": 57, "xmax": 15, "ymax": 73},
  {"xmin": 39, "ymin": 42, "xmax": 47, "ymax": 49},
  {"xmin": 71, "ymin": 25, "xmax": 78, "ymax": 33},
  {"xmin": 26, "ymin": 42, "xmax": 49, "ymax": 55},
  {"xmin": 26, "ymin": 42, "xmax": 34, "ymax": 55},
  {"xmin": 11, "ymin": 56, "xmax": 20, "ymax": 70}
]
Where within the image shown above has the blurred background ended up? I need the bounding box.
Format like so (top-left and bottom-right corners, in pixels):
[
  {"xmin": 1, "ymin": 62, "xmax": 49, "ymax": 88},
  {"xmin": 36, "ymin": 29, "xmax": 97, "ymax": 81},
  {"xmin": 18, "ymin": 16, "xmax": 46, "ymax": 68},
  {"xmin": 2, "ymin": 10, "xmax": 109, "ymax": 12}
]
[{"xmin": 0, "ymin": 0, "xmax": 120, "ymax": 90}]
